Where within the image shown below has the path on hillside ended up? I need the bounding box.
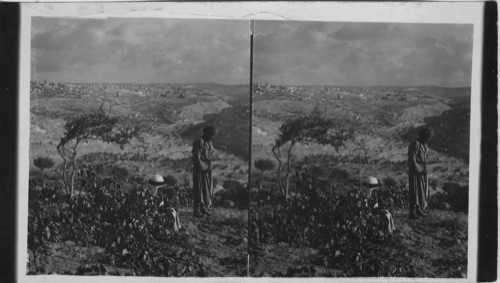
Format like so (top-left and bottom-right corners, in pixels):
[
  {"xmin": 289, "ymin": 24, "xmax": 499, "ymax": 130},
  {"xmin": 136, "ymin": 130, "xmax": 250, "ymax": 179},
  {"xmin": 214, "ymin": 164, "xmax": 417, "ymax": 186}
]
[{"xmin": 175, "ymin": 207, "xmax": 248, "ymax": 276}]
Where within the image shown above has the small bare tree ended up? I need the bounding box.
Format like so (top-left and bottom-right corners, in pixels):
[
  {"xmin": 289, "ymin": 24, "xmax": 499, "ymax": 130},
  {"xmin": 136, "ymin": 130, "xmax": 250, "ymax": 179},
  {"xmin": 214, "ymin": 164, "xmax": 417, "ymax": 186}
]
[
  {"xmin": 56, "ymin": 109, "xmax": 138, "ymax": 197},
  {"xmin": 272, "ymin": 107, "xmax": 353, "ymax": 198}
]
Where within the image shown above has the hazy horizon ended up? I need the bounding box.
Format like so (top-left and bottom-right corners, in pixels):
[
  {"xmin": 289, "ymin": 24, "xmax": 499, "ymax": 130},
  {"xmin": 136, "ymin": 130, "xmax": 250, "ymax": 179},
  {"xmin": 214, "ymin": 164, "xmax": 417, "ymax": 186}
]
[{"xmin": 31, "ymin": 79, "xmax": 471, "ymax": 89}]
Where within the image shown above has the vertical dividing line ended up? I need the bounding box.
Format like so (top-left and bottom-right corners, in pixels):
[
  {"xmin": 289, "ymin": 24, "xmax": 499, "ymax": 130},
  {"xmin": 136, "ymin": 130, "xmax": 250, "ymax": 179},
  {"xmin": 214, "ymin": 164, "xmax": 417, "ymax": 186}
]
[{"xmin": 247, "ymin": 19, "xmax": 254, "ymax": 278}]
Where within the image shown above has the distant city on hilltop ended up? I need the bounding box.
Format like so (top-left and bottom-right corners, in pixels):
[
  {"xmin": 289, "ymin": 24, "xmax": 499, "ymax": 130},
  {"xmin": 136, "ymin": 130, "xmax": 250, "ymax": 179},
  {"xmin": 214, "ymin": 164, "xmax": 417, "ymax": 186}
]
[{"xmin": 30, "ymin": 80, "xmax": 470, "ymax": 103}]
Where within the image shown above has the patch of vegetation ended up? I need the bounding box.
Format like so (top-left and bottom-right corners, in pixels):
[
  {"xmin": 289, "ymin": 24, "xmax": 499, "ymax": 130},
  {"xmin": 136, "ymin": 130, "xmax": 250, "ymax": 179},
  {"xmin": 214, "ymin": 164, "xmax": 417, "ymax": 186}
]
[
  {"xmin": 429, "ymin": 182, "xmax": 468, "ymax": 212},
  {"xmin": 254, "ymin": 159, "xmax": 275, "ymax": 174},
  {"xmin": 108, "ymin": 165, "xmax": 129, "ymax": 180},
  {"xmin": 57, "ymin": 109, "xmax": 138, "ymax": 196},
  {"xmin": 163, "ymin": 175, "xmax": 178, "ymax": 186},
  {"xmin": 213, "ymin": 180, "xmax": 249, "ymax": 210},
  {"xmin": 34, "ymin": 157, "xmax": 55, "ymax": 172},
  {"xmin": 159, "ymin": 157, "xmax": 191, "ymax": 171},
  {"xmin": 251, "ymin": 164, "xmax": 410, "ymax": 276},
  {"xmin": 27, "ymin": 169, "xmax": 207, "ymax": 276},
  {"xmin": 271, "ymin": 107, "xmax": 353, "ymax": 198}
]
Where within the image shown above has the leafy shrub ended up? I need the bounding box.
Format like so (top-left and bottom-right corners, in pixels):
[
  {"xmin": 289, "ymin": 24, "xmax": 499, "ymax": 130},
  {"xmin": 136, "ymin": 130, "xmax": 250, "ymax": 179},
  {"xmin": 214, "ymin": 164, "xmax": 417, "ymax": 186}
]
[
  {"xmin": 175, "ymin": 178, "xmax": 192, "ymax": 207},
  {"xmin": 109, "ymin": 165, "xmax": 129, "ymax": 179},
  {"xmin": 250, "ymin": 163, "xmax": 409, "ymax": 276},
  {"xmin": 429, "ymin": 182, "xmax": 468, "ymax": 212},
  {"xmin": 254, "ymin": 159, "xmax": 275, "ymax": 173},
  {"xmin": 329, "ymin": 167, "xmax": 351, "ymax": 182},
  {"xmin": 159, "ymin": 157, "xmax": 191, "ymax": 171},
  {"xmin": 33, "ymin": 157, "xmax": 55, "ymax": 172},
  {"xmin": 379, "ymin": 186, "xmax": 408, "ymax": 210},
  {"xmin": 249, "ymin": 161, "xmax": 432, "ymax": 277},
  {"xmin": 163, "ymin": 175, "xmax": 177, "ymax": 186},
  {"xmin": 382, "ymin": 177, "xmax": 398, "ymax": 188},
  {"xmin": 79, "ymin": 152, "xmax": 120, "ymax": 165},
  {"xmin": 213, "ymin": 180, "xmax": 249, "ymax": 209},
  {"xmin": 27, "ymin": 170, "xmax": 202, "ymax": 276}
]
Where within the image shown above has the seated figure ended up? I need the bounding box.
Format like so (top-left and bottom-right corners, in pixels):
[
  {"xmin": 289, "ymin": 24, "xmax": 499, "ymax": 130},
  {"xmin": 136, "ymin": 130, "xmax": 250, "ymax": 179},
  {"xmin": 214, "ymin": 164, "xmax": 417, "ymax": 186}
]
[
  {"xmin": 363, "ymin": 176, "xmax": 396, "ymax": 234},
  {"xmin": 147, "ymin": 174, "xmax": 182, "ymax": 232}
]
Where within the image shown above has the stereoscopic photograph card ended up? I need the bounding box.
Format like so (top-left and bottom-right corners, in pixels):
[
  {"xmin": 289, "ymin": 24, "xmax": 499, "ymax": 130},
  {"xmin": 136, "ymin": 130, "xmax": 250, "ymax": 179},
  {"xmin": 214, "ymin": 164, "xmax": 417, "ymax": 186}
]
[{"xmin": 17, "ymin": 2, "xmax": 484, "ymax": 282}]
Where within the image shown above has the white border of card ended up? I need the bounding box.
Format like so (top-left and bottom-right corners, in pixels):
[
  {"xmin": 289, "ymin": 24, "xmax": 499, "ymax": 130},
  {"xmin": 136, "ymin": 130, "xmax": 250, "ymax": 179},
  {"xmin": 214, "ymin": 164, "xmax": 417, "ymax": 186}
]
[{"xmin": 18, "ymin": 2, "xmax": 484, "ymax": 283}]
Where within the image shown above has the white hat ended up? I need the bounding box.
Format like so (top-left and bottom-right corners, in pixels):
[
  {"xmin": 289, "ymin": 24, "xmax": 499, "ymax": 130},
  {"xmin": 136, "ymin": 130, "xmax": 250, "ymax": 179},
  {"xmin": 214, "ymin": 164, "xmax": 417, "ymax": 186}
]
[
  {"xmin": 148, "ymin": 174, "xmax": 166, "ymax": 186},
  {"xmin": 363, "ymin": 176, "xmax": 380, "ymax": 188}
]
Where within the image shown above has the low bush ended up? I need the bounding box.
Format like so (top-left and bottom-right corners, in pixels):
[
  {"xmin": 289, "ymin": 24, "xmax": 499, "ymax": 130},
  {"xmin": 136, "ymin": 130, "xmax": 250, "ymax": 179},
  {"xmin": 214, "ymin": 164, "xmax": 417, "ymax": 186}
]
[
  {"xmin": 429, "ymin": 182, "xmax": 468, "ymax": 212},
  {"xmin": 382, "ymin": 177, "xmax": 398, "ymax": 188},
  {"xmin": 34, "ymin": 157, "xmax": 55, "ymax": 172},
  {"xmin": 109, "ymin": 165, "xmax": 129, "ymax": 179},
  {"xmin": 250, "ymin": 165, "xmax": 412, "ymax": 276},
  {"xmin": 27, "ymin": 170, "xmax": 200, "ymax": 276},
  {"xmin": 213, "ymin": 180, "xmax": 249, "ymax": 210},
  {"xmin": 378, "ymin": 186, "xmax": 408, "ymax": 210},
  {"xmin": 163, "ymin": 175, "xmax": 177, "ymax": 186}
]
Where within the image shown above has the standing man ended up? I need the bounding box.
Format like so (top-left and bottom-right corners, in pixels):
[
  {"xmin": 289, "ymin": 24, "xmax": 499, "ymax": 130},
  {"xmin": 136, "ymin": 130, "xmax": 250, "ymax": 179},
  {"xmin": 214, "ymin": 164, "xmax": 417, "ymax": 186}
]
[
  {"xmin": 408, "ymin": 127, "xmax": 433, "ymax": 219},
  {"xmin": 192, "ymin": 126, "xmax": 218, "ymax": 217}
]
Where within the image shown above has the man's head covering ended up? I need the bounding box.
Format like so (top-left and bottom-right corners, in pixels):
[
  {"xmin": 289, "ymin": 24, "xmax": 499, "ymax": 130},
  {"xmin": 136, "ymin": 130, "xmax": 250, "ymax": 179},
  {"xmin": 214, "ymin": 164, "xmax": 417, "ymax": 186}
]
[
  {"xmin": 361, "ymin": 176, "xmax": 379, "ymax": 198},
  {"xmin": 148, "ymin": 174, "xmax": 166, "ymax": 186},
  {"xmin": 363, "ymin": 176, "xmax": 380, "ymax": 188},
  {"xmin": 147, "ymin": 174, "xmax": 166, "ymax": 196}
]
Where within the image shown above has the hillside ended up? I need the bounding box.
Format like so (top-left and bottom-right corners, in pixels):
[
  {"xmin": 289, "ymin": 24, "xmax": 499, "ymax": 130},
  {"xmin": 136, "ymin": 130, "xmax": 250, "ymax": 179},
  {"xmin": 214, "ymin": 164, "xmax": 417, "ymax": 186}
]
[
  {"xmin": 29, "ymin": 83, "xmax": 249, "ymax": 183},
  {"xmin": 181, "ymin": 104, "xmax": 250, "ymax": 161},
  {"xmin": 251, "ymin": 85, "xmax": 470, "ymax": 186},
  {"xmin": 28, "ymin": 82, "xmax": 250, "ymax": 277},
  {"xmin": 402, "ymin": 102, "xmax": 470, "ymax": 163},
  {"xmin": 250, "ymin": 84, "xmax": 470, "ymax": 278}
]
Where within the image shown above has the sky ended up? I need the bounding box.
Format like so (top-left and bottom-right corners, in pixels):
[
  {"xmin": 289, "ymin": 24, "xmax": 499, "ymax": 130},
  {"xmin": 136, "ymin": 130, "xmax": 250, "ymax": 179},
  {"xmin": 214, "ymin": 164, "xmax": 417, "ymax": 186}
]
[
  {"xmin": 32, "ymin": 18, "xmax": 473, "ymax": 87},
  {"xmin": 254, "ymin": 21, "xmax": 474, "ymax": 87},
  {"xmin": 31, "ymin": 18, "xmax": 250, "ymax": 84}
]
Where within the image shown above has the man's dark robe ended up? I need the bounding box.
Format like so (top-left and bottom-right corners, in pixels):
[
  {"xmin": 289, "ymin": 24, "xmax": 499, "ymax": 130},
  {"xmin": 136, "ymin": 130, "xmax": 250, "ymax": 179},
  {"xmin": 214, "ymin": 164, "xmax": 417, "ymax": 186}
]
[
  {"xmin": 192, "ymin": 138, "xmax": 213, "ymax": 212},
  {"xmin": 408, "ymin": 139, "xmax": 429, "ymax": 214}
]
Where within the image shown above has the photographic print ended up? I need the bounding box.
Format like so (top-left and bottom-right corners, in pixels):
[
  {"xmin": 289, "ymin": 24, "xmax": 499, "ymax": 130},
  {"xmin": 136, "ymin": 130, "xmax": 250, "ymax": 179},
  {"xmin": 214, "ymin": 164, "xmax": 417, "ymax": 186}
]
[
  {"xmin": 249, "ymin": 20, "xmax": 473, "ymax": 278},
  {"xmin": 27, "ymin": 16, "xmax": 250, "ymax": 276},
  {"xmin": 17, "ymin": 2, "xmax": 485, "ymax": 282}
]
